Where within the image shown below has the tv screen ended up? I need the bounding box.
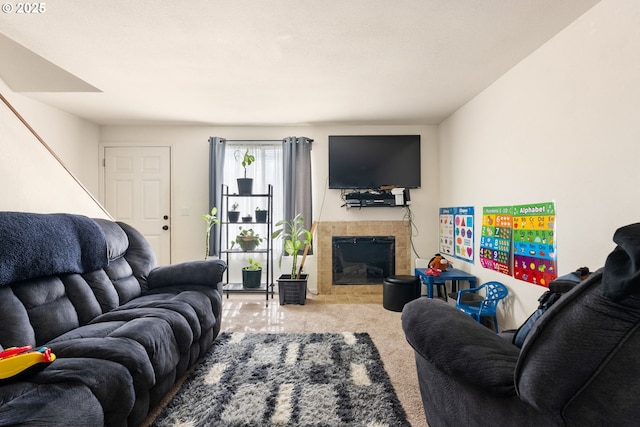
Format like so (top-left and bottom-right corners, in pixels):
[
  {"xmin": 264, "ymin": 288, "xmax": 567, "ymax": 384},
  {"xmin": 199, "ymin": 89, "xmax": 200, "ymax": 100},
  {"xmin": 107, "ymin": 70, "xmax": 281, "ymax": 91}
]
[{"xmin": 328, "ymin": 135, "xmax": 421, "ymax": 189}]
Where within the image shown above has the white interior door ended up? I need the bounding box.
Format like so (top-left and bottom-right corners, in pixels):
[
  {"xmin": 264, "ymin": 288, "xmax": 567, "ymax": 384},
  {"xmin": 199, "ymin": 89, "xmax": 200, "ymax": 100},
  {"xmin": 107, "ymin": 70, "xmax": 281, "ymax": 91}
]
[{"xmin": 104, "ymin": 146, "xmax": 171, "ymax": 265}]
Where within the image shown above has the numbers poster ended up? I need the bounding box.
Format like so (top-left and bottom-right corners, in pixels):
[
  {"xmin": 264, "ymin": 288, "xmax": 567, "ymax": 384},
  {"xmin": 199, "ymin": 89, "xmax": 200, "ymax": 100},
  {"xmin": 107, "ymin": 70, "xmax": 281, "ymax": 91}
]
[
  {"xmin": 480, "ymin": 206, "xmax": 513, "ymax": 276},
  {"xmin": 512, "ymin": 202, "xmax": 557, "ymax": 287},
  {"xmin": 439, "ymin": 206, "xmax": 474, "ymax": 263}
]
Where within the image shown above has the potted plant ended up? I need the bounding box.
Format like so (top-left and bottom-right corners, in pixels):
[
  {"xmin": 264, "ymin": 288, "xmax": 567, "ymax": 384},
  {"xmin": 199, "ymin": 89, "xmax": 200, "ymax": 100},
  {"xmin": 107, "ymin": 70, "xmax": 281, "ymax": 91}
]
[
  {"xmin": 271, "ymin": 214, "xmax": 313, "ymax": 304},
  {"xmin": 255, "ymin": 206, "xmax": 268, "ymax": 223},
  {"xmin": 202, "ymin": 206, "xmax": 220, "ymax": 259},
  {"xmin": 241, "ymin": 213, "xmax": 253, "ymax": 223},
  {"xmin": 235, "ymin": 149, "xmax": 255, "ymax": 195},
  {"xmin": 231, "ymin": 227, "xmax": 264, "ymax": 251},
  {"xmin": 242, "ymin": 258, "xmax": 262, "ymax": 288},
  {"xmin": 228, "ymin": 202, "xmax": 240, "ymax": 223}
]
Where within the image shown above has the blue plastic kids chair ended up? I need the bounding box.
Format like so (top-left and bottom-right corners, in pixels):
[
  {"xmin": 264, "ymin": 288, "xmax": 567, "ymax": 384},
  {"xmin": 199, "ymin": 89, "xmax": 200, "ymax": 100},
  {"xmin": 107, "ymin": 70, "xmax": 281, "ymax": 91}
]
[{"xmin": 456, "ymin": 281, "xmax": 508, "ymax": 332}]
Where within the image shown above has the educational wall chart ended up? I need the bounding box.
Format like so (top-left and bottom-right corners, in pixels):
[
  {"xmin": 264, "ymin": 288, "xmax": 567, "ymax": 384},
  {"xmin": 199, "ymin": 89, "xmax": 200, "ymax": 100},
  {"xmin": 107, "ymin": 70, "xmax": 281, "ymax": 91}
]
[
  {"xmin": 439, "ymin": 206, "xmax": 474, "ymax": 263},
  {"xmin": 512, "ymin": 202, "xmax": 557, "ymax": 287},
  {"xmin": 454, "ymin": 207, "xmax": 474, "ymax": 263},
  {"xmin": 480, "ymin": 206, "xmax": 513, "ymax": 276},
  {"xmin": 438, "ymin": 208, "xmax": 455, "ymax": 256}
]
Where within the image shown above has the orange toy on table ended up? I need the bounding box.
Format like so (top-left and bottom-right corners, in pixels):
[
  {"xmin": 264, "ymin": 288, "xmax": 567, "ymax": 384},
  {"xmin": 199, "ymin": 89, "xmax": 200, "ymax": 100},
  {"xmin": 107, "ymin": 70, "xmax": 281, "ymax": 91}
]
[{"xmin": 426, "ymin": 253, "xmax": 451, "ymax": 276}]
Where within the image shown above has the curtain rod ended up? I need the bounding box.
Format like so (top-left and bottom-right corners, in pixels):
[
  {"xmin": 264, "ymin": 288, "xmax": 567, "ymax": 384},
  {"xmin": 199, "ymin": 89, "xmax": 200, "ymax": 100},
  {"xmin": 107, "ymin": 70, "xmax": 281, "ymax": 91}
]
[
  {"xmin": 223, "ymin": 138, "xmax": 314, "ymax": 143},
  {"xmin": 225, "ymin": 139, "xmax": 283, "ymax": 143}
]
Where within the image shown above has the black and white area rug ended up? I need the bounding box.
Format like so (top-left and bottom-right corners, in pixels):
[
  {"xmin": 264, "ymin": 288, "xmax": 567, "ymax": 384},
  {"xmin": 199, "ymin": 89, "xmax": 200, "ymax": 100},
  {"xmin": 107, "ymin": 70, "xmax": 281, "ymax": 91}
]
[{"xmin": 152, "ymin": 332, "xmax": 410, "ymax": 426}]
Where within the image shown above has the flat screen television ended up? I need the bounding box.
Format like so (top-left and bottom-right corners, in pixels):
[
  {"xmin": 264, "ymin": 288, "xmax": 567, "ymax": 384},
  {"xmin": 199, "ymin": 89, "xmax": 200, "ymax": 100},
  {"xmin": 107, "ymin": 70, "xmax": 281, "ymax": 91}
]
[{"xmin": 328, "ymin": 135, "xmax": 421, "ymax": 189}]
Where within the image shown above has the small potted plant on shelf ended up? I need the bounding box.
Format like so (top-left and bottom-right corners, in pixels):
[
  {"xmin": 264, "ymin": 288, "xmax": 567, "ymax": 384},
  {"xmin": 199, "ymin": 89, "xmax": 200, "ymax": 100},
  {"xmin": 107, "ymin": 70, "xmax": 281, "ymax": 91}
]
[
  {"xmin": 228, "ymin": 202, "xmax": 240, "ymax": 223},
  {"xmin": 202, "ymin": 206, "xmax": 220, "ymax": 259},
  {"xmin": 235, "ymin": 149, "xmax": 255, "ymax": 195},
  {"xmin": 231, "ymin": 227, "xmax": 264, "ymax": 251},
  {"xmin": 255, "ymin": 206, "xmax": 268, "ymax": 223},
  {"xmin": 242, "ymin": 258, "xmax": 262, "ymax": 288},
  {"xmin": 271, "ymin": 214, "xmax": 313, "ymax": 305},
  {"xmin": 241, "ymin": 213, "xmax": 253, "ymax": 223}
]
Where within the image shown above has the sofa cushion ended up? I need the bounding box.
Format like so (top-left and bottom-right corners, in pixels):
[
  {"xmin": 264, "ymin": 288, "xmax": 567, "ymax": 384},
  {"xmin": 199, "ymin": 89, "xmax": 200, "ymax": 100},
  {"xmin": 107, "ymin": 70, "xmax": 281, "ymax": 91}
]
[
  {"xmin": 2, "ymin": 358, "xmax": 133, "ymax": 427},
  {"xmin": 31, "ymin": 357, "xmax": 135, "ymax": 427},
  {"xmin": 94, "ymin": 217, "xmax": 129, "ymax": 261},
  {"xmin": 47, "ymin": 335, "xmax": 156, "ymax": 393},
  {"xmin": 0, "ymin": 272, "xmax": 118, "ymax": 348},
  {"xmin": 47, "ymin": 301, "xmax": 201, "ymax": 393},
  {"xmin": 115, "ymin": 221, "xmax": 157, "ymax": 291},
  {"xmin": 516, "ymin": 270, "xmax": 640, "ymax": 413},
  {"xmin": 148, "ymin": 259, "xmax": 227, "ymax": 288},
  {"xmin": 0, "ymin": 287, "xmax": 36, "ymax": 348},
  {"xmin": 402, "ymin": 298, "xmax": 519, "ymax": 395},
  {"xmin": 81, "ymin": 269, "xmax": 121, "ymax": 313},
  {"xmin": 116, "ymin": 298, "xmax": 202, "ymax": 344},
  {"xmin": 104, "ymin": 257, "xmax": 144, "ymax": 305},
  {"xmin": 603, "ymin": 223, "xmax": 640, "ymax": 301},
  {"xmin": 93, "ymin": 307, "xmax": 194, "ymax": 354},
  {"xmin": 0, "ymin": 382, "xmax": 105, "ymax": 426}
]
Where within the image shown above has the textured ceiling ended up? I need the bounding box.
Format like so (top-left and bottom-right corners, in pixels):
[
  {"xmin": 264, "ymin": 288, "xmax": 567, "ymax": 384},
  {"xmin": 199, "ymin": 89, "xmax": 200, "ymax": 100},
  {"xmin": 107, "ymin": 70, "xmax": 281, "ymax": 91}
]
[{"xmin": 0, "ymin": 0, "xmax": 600, "ymax": 126}]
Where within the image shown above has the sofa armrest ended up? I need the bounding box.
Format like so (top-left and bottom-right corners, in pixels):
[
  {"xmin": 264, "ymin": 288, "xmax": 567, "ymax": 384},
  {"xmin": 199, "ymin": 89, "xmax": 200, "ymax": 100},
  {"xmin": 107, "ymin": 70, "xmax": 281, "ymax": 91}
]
[
  {"xmin": 147, "ymin": 259, "xmax": 227, "ymax": 289},
  {"xmin": 402, "ymin": 297, "xmax": 520, "ymax": 395}
]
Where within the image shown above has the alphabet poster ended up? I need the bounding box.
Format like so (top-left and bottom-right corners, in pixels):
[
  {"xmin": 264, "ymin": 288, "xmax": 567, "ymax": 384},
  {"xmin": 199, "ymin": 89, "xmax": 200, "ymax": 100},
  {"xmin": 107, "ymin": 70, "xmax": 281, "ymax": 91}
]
[
  {"xmin": 439, "ymin": 206, "xmax": 474, "ymax": 263},
  {"xmin": 480, "ymin": 206, "xmax": 513, "ymax": 276},
  {"xmin": 512, "ymin": 202, "xmax": 557, "ymax": 287}
]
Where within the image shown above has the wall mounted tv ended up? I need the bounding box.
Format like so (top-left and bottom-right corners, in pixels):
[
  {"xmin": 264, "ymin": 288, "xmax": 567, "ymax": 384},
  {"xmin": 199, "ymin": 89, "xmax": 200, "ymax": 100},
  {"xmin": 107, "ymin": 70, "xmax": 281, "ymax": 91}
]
[{"xmin": 328, "ymin": 135, "xmax": 421, "ymax": 189}]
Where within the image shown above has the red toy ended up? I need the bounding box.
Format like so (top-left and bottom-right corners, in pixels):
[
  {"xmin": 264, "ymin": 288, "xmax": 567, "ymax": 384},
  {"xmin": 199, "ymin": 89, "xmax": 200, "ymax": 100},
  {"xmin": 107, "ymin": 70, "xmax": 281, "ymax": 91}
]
[{"xmin": 0, "ymin": 345, "xmax": 56, "ymax": 380}]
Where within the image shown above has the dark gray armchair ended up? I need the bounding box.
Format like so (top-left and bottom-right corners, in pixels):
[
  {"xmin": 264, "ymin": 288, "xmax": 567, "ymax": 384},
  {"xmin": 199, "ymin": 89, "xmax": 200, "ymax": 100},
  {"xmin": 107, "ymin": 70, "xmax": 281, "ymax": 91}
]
[{"xmin": 402, "ymin": 223, "xmax": 640, "ymax": 426}]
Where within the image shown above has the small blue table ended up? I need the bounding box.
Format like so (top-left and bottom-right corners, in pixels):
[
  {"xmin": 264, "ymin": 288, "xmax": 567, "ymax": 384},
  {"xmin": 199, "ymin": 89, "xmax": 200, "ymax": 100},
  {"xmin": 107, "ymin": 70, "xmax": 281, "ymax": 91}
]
[{"xmin": 414, "ymin": 267, "xmax": 478, "ymax": 299}]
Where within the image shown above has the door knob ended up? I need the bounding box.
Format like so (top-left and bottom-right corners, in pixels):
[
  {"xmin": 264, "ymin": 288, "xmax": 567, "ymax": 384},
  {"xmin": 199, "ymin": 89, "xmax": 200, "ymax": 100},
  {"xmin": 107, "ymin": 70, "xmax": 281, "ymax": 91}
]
[
  {"xmin": 163, "ymin": 215, "xmax": 169, "ymax": 220},
  {"xmin": 162, "ymin": 225, "xmax": 169, "ymax": 230}
]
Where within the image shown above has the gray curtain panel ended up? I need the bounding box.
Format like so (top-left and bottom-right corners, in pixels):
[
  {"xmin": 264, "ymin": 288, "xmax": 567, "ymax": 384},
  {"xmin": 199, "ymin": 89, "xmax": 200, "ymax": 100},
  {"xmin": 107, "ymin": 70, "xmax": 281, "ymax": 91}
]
[
  {"xmin": 208, "ymin": 137, "xmax": 226, "ymax": 257},
  {"xmin": 282, "ymin": 136, "xmax": 313, "ymax": 253}
]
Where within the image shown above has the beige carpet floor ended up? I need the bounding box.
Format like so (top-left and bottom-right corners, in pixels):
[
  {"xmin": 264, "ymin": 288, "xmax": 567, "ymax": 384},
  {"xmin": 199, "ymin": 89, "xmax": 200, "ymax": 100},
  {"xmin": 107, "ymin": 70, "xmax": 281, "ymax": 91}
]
[{"xmin": 145, "ymin": 293, "xmax": 427, "ymax": 427}]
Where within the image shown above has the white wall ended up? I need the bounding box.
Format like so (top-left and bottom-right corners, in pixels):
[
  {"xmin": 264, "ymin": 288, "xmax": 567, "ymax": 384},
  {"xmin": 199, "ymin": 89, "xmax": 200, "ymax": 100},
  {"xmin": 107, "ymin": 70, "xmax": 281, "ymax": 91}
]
[
  {"xmin": 439, "ymin": 0, "xmax": 640, "ymax": 328},
  {"xmin": 6, "ymin": 0, "xmax": 637, "ymax": 330},
  {"xmin": 0, "ymin": 78, "xmax": 107, "ymax": 218},
  {"xmin": 100, "ymin": 124, "xmax": 440, "ymax": 291}
]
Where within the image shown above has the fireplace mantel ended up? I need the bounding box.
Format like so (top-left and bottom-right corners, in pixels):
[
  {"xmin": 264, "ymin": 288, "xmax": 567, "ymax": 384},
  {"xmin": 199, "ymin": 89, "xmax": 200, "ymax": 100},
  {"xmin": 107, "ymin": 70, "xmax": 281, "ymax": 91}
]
[{"xmin": 317, "ymin": 221, "xmax": 411, "ymax": 295}]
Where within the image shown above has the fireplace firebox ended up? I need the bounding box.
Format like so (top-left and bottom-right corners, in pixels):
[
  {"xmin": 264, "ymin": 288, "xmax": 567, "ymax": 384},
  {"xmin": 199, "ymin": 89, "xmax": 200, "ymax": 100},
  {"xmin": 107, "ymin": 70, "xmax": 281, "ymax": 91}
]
[{"xmin": 332, "ymin": 236, "xmax": 395, "ymax": 285}]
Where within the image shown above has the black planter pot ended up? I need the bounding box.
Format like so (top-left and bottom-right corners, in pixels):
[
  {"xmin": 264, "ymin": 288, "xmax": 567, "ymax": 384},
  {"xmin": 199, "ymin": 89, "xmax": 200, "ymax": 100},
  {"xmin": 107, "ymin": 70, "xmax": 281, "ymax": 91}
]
[
  {"xmin": 255, "ymin": 210, "xmax": 268, "ymax": 223},
  {"xmin": 277, "ymin": 274, "xmax": 308, "ymax": 305},
  {"xmin": 237, "ymin": 178, "xmax": 253, "ymax": 195},
  {"xmin": 241, "ymin": 216, "xmax": 253, "ymax": 223},
  {"xmin": 242, "ymin": 268, "xmax": 262, "ymax": 288},
  {"xmin": 227, "ymin": 211, "xmax": 240, "ymax": 223}
]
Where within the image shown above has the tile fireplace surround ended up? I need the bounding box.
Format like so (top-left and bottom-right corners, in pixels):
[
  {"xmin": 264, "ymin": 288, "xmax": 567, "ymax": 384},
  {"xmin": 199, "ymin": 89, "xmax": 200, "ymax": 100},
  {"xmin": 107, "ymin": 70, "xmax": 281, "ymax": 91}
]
[{"xmin": 317, "ymin": 221, "xmax": 411, "ymax": 295}]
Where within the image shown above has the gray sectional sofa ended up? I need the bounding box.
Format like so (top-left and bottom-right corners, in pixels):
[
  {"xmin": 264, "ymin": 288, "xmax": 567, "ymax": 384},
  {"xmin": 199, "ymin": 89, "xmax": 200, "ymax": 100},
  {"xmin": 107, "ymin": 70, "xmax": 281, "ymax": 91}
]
[{"xmin": 0, "ymin": 212, "xmax": 226, "ymax": 426}]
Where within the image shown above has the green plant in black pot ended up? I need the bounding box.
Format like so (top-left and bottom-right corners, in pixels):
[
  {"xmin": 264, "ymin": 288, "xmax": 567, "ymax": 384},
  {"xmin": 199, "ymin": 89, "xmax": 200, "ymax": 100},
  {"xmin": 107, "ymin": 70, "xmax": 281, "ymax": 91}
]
[
  {"xmin": 242, "ymin": 258, "xmax": 262, "ymax": 288},
  {"xmin": 202, "ymin": 206, "xmax": 220, "ymax": 258},
  {"xmin": 228, "ymin": 202, "xmax": 240, "ymax": 223},
  {"xmin": 231, "ymin": 227, "xmax": 264, "ymax": 251},
  {"xmin": 235, "ymin": 149, "xmax": 255, "ymax": 195},
  {"xmin": 271, "ymin": 214, "xmax": 312, "ymax": 279},
  {"xmin": 255, "ymin": 206, "xmax": 268, "ymax": 223}
]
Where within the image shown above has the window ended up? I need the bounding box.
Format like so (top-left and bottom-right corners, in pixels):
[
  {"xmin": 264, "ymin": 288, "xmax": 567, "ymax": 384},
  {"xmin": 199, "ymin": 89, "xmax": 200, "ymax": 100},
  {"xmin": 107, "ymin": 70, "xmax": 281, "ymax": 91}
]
[
  {"xmin": 219, "ymin": 143, "xmax": 283, "ymax": 282},
  {"xmin": 209, "ymin": 136, "xmax": 311, "ymax": 263},
  {"xmin": 223, "ymin": 143, "xmax": 283, "ymax": 224}
]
